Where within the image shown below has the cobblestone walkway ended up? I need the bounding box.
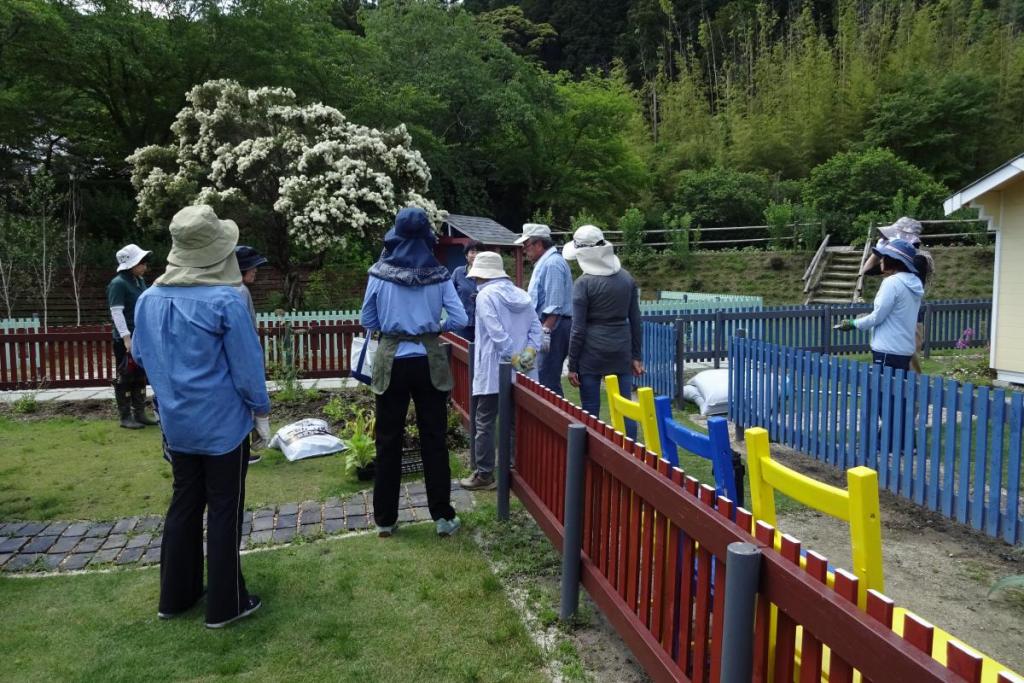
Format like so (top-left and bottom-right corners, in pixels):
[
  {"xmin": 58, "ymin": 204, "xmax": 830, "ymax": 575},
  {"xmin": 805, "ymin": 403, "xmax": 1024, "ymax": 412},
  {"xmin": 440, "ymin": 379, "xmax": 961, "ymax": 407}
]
[{"xmin": 0, "ymin": 481, "xmax": 473, "ymax": 574}]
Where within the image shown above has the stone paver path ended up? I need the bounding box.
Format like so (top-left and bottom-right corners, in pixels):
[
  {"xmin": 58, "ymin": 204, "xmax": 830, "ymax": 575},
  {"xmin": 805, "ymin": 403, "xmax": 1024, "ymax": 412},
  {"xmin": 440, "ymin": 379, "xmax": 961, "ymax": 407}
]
[{"xmin": 0, "ymin": 481, "xmax": 473, "ymax": 574}]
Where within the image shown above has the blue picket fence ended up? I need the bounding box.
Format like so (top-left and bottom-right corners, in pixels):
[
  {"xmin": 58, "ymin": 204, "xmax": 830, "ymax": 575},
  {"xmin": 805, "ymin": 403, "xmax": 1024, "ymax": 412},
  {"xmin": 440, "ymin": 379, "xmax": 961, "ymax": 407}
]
[
  {"xmin": 637, "ymin": 320, "xmax": 676, "ymax": 397},
  {"xmin": 729, "ymin": 336, "xmax": 1024, "ymax": 545},
  {"xmin": 637, "ymin": 299, "xmax": 992, "ymax": 404}
]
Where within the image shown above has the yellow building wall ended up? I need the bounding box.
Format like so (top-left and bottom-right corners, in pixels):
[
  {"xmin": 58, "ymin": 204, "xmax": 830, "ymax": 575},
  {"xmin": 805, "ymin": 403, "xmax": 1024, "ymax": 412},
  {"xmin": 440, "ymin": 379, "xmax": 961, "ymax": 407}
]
[{"xmin": 980, "ymin": 185, "xmax": 1024, "ymax": 378}]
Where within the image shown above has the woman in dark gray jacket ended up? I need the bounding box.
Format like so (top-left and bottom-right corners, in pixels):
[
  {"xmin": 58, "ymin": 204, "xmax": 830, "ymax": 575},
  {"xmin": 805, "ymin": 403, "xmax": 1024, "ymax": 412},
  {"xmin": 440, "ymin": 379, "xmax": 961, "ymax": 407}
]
[{"xmin": 564, "ymin": 225, "xmax": 644, "ymax": 434}]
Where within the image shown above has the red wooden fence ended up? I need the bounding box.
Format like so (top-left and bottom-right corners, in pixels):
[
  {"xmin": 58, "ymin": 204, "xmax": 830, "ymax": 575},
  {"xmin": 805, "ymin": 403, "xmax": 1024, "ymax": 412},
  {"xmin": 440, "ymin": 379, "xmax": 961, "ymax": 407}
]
[
  {"xmin": 0, "ymin": 322, "xmax": 364, "ymax": 390},
  {"xmin": 443, "ymin": 333, "xmax": 1018, "ymax": 683}
]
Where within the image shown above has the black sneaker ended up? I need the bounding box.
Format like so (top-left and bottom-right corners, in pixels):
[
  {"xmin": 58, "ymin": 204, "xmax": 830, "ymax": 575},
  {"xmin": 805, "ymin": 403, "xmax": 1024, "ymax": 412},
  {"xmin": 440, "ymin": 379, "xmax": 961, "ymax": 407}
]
[
  {"xmin": 205, "ymin": 595, "xmax": 262, "ymax": 629},
  {"xmin": 247, "ymin": 453, "xmax": 262, "ymax": 465}
]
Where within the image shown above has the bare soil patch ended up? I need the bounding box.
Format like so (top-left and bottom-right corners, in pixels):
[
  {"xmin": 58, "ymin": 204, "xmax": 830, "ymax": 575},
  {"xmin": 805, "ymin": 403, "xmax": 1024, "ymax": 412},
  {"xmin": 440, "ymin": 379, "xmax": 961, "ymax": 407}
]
[{"xmin": 767, "ymin": 443, "xmax": 1024, "ymax": 673}]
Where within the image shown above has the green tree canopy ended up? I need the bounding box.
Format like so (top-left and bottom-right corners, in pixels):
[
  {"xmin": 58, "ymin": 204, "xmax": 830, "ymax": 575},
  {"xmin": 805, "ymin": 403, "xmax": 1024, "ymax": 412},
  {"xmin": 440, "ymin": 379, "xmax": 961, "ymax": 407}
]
[{"xmin": 803, "ymin": 148, "xmax": 947, "ymax": 242}]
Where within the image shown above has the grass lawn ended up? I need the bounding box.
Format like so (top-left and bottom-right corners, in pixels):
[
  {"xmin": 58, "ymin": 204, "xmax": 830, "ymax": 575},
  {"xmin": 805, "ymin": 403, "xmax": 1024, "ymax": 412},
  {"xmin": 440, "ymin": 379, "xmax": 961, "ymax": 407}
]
[
  {"xmin": 0, "ymin": 414, "xmax": 465, "ymax": 521},
  {"xmin": 0, "ymin": 524, "xmax": 546, "ymax": 683}
]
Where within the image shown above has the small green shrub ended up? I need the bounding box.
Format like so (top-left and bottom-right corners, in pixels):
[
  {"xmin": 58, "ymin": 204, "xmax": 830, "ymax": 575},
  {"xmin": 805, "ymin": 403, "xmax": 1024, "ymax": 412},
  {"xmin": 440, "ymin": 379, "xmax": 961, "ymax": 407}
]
[
  {"xmin": 763, "ymin": 199, "xmax": 794, "ymax": 250},
  {"xmin": 12, "ymin": 394, "xmax": 38, "ymax": 414},
  {"xmin": 323, "ymin": 395, "xmax": 347, "ymax": 422},
  {"xmin": 617, "ymin": 206, "xmax": 646, "ymax": 256},
  {"xmin": 343, "ymin": 409, "xmax": 376, "ymax": 477}
]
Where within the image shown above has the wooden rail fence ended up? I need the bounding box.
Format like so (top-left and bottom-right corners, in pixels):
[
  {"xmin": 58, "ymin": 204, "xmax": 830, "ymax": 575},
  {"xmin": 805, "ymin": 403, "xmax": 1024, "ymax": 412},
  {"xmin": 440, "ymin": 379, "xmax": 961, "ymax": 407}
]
[
  {"xmin": 443, "ymin": 333, "xmax": 1020, "ymax": 683},
  {"xmin": 0, "ymin": 321, "xmax": 363, "ymax": 390}
]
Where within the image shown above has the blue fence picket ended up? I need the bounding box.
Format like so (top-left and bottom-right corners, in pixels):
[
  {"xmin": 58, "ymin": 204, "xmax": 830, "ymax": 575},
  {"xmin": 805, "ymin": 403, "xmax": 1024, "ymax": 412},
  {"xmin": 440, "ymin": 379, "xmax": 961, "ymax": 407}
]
[
  {"xmin": 927, "ymin": 376, "xmax": 943, "ymax": 510},
  {"xmin": 900, "ymin": 372, "xmax": 914, "ymax": 499},
  {"xmin": 1006, "ymin": 394, "xmax": 1023, "ymax": 544},
  {"xmin": 972, "ymin": 387, "xmax": 990, "ymax": 531},
  {"xmin": 956, "ymin": 384, "xmax": 975, "ymax": 525},
  {"xmin": 914, "ymin": 374, "xmax": 929, "ymax": 506},
  {"xmin": 941, "ymin": 380, "xmax": 958, "ymax": 517},
  {"xmin": 987, "ymin": 389, "xmax": 1006, "ymax": 538}
]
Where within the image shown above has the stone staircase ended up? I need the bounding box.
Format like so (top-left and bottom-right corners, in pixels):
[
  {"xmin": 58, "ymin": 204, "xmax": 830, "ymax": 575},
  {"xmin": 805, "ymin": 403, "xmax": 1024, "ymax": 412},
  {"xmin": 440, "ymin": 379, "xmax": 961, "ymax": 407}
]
[{"xmin": 806, "ymin": 247, "xmax": 862, "ymax": 304}]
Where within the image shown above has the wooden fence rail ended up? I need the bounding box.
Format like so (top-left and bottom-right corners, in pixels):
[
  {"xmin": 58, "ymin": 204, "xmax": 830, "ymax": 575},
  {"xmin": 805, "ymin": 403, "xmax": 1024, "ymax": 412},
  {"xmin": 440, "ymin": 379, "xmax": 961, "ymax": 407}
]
[
  {"xmin": 729, "ymin": 336, "xmax": 1024, "ymax": 545},
  {"xmin": 443, "ymin": 333, "xmax": 1018, "ymax": 682},
  {"xmin": 0, "ymin": 322, "xmax": 364, "ymax": 390}
]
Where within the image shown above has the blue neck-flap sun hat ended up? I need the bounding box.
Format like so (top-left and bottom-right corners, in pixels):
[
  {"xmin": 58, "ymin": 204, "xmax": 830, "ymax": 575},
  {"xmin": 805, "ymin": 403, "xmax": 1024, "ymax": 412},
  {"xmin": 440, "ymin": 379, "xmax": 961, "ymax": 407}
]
[
  {"xmin": 872, "ymin": 238, "xmax": 918, "ymax": 274},
  {"xmin": 368, "ymin": 207, "xmax": 450, "ymax": 287}
]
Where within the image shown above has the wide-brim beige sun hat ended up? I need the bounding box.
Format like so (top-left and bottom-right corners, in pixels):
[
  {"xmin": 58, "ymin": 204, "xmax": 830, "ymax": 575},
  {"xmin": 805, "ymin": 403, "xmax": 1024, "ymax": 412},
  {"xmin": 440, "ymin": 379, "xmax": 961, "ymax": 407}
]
[
  {"xmin": 115, "ymin": 244, "xmax": 152, "ymax": 272},
  {"xmin": 466, "ymin": 251, "xmax": 508, "ymax": 280},
  {"xmin": 166, "ymin": 205, "xmax": 239, "ymax": 268}
]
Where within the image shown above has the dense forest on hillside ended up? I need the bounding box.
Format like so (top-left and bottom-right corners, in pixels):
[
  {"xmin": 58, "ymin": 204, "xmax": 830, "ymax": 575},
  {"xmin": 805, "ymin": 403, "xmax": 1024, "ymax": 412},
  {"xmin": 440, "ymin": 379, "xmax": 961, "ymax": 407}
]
[{"xmin": 0, "ymin": 0, "xmax": 1020, "ymax": 303}]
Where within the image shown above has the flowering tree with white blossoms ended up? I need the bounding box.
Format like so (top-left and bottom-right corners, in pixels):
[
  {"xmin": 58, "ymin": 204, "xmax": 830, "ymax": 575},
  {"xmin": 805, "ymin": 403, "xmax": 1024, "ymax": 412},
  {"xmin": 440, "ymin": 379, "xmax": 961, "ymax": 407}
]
[{"xmin": 127, "ymin": 79, "xmax": 442, "ymax": 307}]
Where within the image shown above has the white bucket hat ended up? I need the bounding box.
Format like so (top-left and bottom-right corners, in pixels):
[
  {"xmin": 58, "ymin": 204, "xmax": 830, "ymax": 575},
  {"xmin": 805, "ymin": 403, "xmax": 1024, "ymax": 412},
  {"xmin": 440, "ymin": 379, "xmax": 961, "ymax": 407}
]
[
  {"xmin": 115, "ymin": 244, "xmax": 152, "ymax": 272},
  {"xmin": 466, "ymin": 251, "xmax": 508, "ymax": 280},
  {"xmin": 514, "ymin": 222, "xmax": 551, "ymax": 245},
  {"xmin": 562, "ymin": 225, "xmax": 620, "ymax": 276}
]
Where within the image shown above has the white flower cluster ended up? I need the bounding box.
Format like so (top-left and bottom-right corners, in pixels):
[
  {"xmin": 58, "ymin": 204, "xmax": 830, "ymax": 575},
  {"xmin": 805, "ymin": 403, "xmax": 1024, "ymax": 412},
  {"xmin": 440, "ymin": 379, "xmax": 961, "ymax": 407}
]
[{"xmin": 127, "ymin": 79, "xmax": 441, "ymax": 249}]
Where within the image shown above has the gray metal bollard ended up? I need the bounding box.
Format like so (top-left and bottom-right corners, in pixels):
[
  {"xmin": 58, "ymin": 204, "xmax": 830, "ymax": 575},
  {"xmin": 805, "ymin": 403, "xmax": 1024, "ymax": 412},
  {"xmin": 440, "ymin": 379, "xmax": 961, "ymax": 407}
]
[
  {"xmin": 719, "ymin": 542, "xmax": 762, "ymax": 683},
  {"xmin": 559, "ymin": 423, "xmax": 588, "ymax": 621},
  {"xmin": 496, "ymin": 361, "xmax": 512, "ymax": 521}
]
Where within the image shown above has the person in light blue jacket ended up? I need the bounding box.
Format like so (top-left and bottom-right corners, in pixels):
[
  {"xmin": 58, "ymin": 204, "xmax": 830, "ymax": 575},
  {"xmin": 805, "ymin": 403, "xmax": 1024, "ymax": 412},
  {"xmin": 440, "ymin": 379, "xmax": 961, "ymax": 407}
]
[
  {"xmin": 839, "ymin": 239, "xmax": 924, "ymax": 369},
  {"xmin": 133, "ymin": 205, "xmax": 270, "ymax": 630},
  {"xmin": 838, "ymin": 238, "xmax": 923, "ymax": 455},
  {"xmin": 459, "ymin": 252, "xmax": 542, "ymax": 490}
]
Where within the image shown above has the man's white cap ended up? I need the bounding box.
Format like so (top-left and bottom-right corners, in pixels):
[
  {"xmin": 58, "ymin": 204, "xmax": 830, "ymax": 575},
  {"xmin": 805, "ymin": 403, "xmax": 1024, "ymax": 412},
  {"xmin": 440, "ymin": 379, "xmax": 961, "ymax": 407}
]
[
  {"xmin": 514, "ymin": 223, "xmax": 551, "ymax": 245},
  {"xmin": 466, "ymin": 251, "xmax": 508, "ymax": 280},
  {"xmin": 115, "ymin": 244, "xmax": 152, "ymax": 272}
]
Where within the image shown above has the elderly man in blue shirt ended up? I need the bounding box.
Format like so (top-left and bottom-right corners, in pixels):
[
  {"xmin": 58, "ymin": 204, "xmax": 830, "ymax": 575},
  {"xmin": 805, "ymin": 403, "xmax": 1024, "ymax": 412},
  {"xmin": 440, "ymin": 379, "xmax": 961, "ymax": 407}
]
[
  {"xmin": 515, "ymin": 223, "xmax": 573, "ymax": 396},
  {"xmin": 133, "ymin": 205, "xmax": 271, "ymax": 630},
  {"xmin": 361, "ymin": 206, "xmax": 468, "ymax": 538}
]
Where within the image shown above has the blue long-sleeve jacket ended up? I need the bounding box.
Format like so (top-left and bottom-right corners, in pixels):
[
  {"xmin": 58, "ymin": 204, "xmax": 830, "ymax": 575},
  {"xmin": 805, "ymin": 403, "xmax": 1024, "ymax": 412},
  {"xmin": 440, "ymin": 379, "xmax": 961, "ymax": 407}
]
[
  {"xmin": 360, "ymin": 277, "xmax": 468, "ymax": 357},
  {"xmin": 132, "ymin": 285, "xmax": 271, "ymax": 455}
]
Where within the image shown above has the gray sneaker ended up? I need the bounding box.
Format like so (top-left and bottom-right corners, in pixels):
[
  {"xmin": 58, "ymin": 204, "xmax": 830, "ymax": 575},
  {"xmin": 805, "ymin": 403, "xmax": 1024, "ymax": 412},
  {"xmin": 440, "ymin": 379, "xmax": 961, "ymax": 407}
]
[
  {"xmin": 436, "ymin": 516, "xmax": 461, "ymax": 537},
  {"xmin": 459, "ymin": 472, "xmax": 496, "ymax": 491}
]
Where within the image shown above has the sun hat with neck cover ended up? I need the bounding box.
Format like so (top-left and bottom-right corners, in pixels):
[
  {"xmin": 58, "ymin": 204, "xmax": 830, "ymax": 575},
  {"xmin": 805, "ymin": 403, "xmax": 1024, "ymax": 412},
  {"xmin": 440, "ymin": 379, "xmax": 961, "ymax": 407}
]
[
  {"xmin": 155, "ymin": 205, "xmax": 241, "ymax": 287},
  {"xmin": 367, "ymin": 206, "xmax": 450, "ymax": 287},
  {"xmin": 562, "ymin": 224, "xmax": 621, "ymax": 276},
  {"xmin": 872, "ymin": 238, "xmax": 918, "ymax": 274}
]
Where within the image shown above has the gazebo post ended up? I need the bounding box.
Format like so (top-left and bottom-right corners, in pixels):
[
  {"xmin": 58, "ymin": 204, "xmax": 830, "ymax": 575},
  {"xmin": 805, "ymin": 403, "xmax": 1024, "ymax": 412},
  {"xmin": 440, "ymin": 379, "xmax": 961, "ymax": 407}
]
[{"xmin": 515, "ymin": 248, "xmax": 524, "ymax": 288}]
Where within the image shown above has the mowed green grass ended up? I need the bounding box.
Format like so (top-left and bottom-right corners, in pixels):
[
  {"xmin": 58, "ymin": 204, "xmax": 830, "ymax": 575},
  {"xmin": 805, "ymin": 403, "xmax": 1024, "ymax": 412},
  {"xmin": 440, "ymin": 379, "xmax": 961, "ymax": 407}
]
[
  {"xmin": 0, "ymin": 417, "xmax": 371, "ymax": 521},
  {"xmin": 0, "ymin": 526, "xmax": 546, "ymax": 683}
]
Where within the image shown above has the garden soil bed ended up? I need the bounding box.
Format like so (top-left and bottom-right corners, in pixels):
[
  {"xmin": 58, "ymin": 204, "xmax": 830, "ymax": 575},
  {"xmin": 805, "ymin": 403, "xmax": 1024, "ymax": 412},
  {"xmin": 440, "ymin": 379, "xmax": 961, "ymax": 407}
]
[{"xmin": 764, "ymin": 442, "xmax": 1024, "ymax": 673}]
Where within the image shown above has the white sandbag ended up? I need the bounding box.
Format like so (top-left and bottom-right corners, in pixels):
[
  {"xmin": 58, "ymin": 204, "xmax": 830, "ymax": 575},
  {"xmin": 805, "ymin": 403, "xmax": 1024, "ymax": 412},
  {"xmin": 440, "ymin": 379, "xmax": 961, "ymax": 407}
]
[
  {"xmin": 684, "ymin": 368, "xmax": 731, "ymax": 416},
  {"xmin": 268, "ymin": 418, "xmax": 347, "ymax": 462}
]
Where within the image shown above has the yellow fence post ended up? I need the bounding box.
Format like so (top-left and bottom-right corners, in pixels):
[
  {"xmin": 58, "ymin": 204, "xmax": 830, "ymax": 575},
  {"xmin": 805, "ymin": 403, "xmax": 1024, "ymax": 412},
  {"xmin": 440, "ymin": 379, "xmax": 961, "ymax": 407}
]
[{"xmin": 605, "ymin": 375, "xmax": 661, "ymax": 456}]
